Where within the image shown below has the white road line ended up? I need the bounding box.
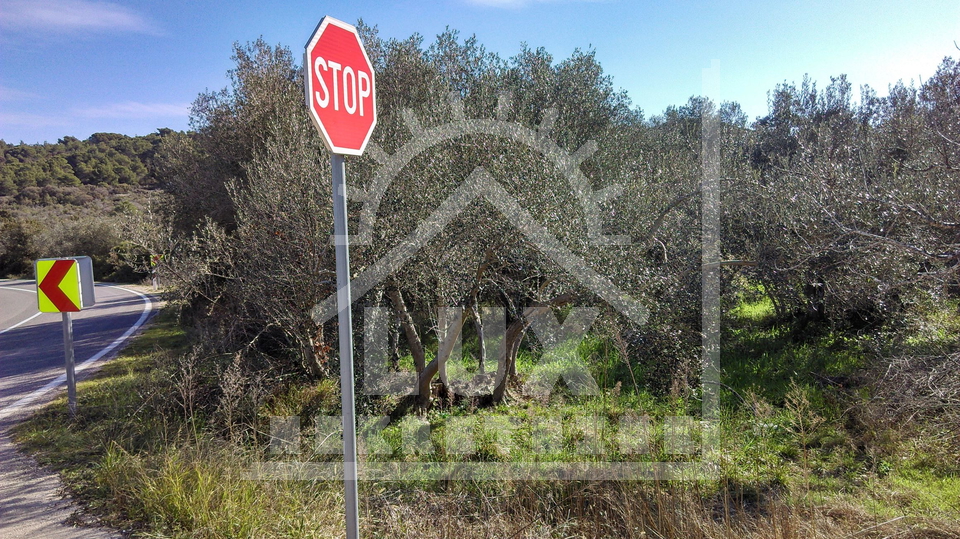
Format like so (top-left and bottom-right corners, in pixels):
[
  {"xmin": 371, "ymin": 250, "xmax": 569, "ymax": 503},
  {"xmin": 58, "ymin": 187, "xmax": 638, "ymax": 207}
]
[
  {"xmin": 0, "ymin": 312, "xmax": 43, "ymax": 336},
  {"xmin": 0, "ymin": 286, "xmax": 40, "ymax": 335},
  {"xmin": 0, "ymin": 285, "xmax": 154, "ymax": 422},
  {"xmin": 5, "ymin": 287, "xmax": 37, "ymax": 294}
]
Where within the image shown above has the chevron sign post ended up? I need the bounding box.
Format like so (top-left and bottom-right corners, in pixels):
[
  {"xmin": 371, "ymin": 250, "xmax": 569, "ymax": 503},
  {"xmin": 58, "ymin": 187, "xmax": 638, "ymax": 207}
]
[{"xmin": 34, "ymin": 256, "xmax": 96, "ymax": 417}]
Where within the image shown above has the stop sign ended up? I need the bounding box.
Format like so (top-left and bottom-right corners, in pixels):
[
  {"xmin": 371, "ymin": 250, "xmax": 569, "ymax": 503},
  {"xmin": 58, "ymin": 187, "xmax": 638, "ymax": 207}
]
[{"xmin": 304, "ymin": 17, "xmax": 377, "ymax": 156}]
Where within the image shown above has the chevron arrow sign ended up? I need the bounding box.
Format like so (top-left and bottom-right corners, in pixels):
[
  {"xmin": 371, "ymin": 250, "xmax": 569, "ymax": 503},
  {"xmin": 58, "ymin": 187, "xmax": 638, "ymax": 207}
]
[{"xmin": 35, "ymin": 257, "xmax": 96, "ymax": 313}]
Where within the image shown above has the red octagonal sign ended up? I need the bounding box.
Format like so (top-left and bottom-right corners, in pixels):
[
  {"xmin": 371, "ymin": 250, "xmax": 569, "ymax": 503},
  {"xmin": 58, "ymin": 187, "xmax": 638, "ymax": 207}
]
[{"xmin": 304, "ymin": 17, "xmax": 377, "ymax": 156}]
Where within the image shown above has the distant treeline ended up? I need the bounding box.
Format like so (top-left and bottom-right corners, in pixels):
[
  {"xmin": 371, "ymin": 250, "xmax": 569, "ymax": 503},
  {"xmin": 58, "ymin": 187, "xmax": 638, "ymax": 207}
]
[
  {"xmin": 0, "ymin": 131, "xmax": 179, "ymax": 279},
  {"xmin": 0, "ymin": 130, "xmax": 174, "ymax": 204}
]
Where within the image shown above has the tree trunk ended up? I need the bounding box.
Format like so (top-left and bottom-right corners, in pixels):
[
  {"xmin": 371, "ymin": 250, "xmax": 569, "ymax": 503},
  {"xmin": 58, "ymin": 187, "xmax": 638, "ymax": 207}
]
[
  {"xmin": 490, "ymin": 294, "xmax": 574, "ymax": 403},
  {"xmin": 491, "ymin": 316, "xmax": 532, "ymax": 403},
  {"xmin": 417, "ymin": 359, "xmax": 439, "ymax": 409},
  {"xmin": 389, "ymin": 316, "xmax": 401, "ymax": 371},
  {"xmin": 388, "ymin": 288, "xmax": 425, "ymax": 374},
  {"xmin": 301, "ymin": 323, "xmax": 327, "ymax": 378},
  {"xmin": 416, "ymin": 311, "xmax": 465, "ymax": 410},
  {"xmin": 474, "ymin": 303, "xmax": 486, "ymax": 373}
]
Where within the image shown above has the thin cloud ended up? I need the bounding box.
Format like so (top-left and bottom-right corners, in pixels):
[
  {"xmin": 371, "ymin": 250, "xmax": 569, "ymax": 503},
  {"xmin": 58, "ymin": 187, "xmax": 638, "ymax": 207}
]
[
  {"xmin": 0, "ymin": 111, "xmax": 69, "ymax": 128},
  {"xmin": 0, "ymin": 85, "xmax": 38, "ymax": 102},
  {"xmin": 74, "ymin": 101, "xmax": 190, "ymax": 119},
  {"xmin": 0, "ymin": 0, "xmax": 159, "ymax": 35}
]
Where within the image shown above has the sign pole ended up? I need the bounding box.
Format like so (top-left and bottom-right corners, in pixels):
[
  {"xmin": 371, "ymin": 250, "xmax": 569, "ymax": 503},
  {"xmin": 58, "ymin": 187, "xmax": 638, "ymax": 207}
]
[
  {"xmin": 305, "ymin": 17, "xmax": 373, "ymax": 537},
  {"xmin": 61, "ymin": 312, "xmax": 77, "ymax": 418},
  {"xmin": 331, "ymin": 153, "xmax": 360, "ymax": 539},
  {"xmin": 36, "ymin": 256, "xmax": 95, "ymax": 420}
]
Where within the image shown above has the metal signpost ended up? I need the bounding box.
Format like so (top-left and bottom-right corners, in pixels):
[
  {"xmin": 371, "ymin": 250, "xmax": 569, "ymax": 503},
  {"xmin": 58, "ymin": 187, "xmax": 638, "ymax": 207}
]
[
  {"xmin": 35, "ymin": 256, "xmax": 96, "ymax": 418},
  {"xmin": 305, "ymin": 16, "xmax": 377, "ymax": 539}
]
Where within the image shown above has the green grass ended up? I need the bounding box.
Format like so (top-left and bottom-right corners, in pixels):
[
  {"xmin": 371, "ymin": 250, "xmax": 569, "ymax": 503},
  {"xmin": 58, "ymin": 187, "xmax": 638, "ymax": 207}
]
[
  {"xmin": 901, "ymin": 297, "xmax": 960, "ymax": 353},
  {"xmin": 728, "ymin": 288, "xmax": 776, "ymax": 323},
  {"xmin": 721, "ymin": 286, "xmax": 867, "ymax": 406}
]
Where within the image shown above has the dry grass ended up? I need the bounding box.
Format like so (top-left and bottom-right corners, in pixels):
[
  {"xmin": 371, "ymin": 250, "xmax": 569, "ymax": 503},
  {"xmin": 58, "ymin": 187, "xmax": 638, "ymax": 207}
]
[{"xmin": 360, "ymin": 481, "xmax": 959, "ymax": 539}]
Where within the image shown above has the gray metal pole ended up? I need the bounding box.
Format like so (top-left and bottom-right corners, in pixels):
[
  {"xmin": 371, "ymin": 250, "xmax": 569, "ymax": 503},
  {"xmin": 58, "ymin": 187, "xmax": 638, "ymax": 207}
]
[
  {"xmin": 62, "ymin": 312, "xmax": 77, "ymax": 418},
  {"xmin": 331, "ymin": 153, "xmax": 360, "ymax": 539}
]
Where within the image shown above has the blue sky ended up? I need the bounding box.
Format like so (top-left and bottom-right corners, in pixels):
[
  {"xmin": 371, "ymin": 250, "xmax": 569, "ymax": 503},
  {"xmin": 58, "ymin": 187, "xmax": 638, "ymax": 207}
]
[{"xmin": 1, "ymin": 0, "xmax": 957, "ymax": 144}]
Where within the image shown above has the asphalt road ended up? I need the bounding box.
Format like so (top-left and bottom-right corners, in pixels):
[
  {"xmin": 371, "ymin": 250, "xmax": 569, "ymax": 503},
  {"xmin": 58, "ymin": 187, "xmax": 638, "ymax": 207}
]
[
  {"xmin": 0, "ymin": 278, "xmax": 155, "ymax": 538},
  {"xmin": 0, "ymin": 279, "xmax": 153, "ymax": 423}
]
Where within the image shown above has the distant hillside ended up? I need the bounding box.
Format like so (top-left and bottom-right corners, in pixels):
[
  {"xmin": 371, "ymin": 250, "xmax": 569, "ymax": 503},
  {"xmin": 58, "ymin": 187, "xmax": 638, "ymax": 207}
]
[
  {"xmin": 0, "ymin": 130, "xmax": 178, "ymax": 280},
  {"xmin": 0, "ymin": 130, "xmax": 175, "ymax": 204}
]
